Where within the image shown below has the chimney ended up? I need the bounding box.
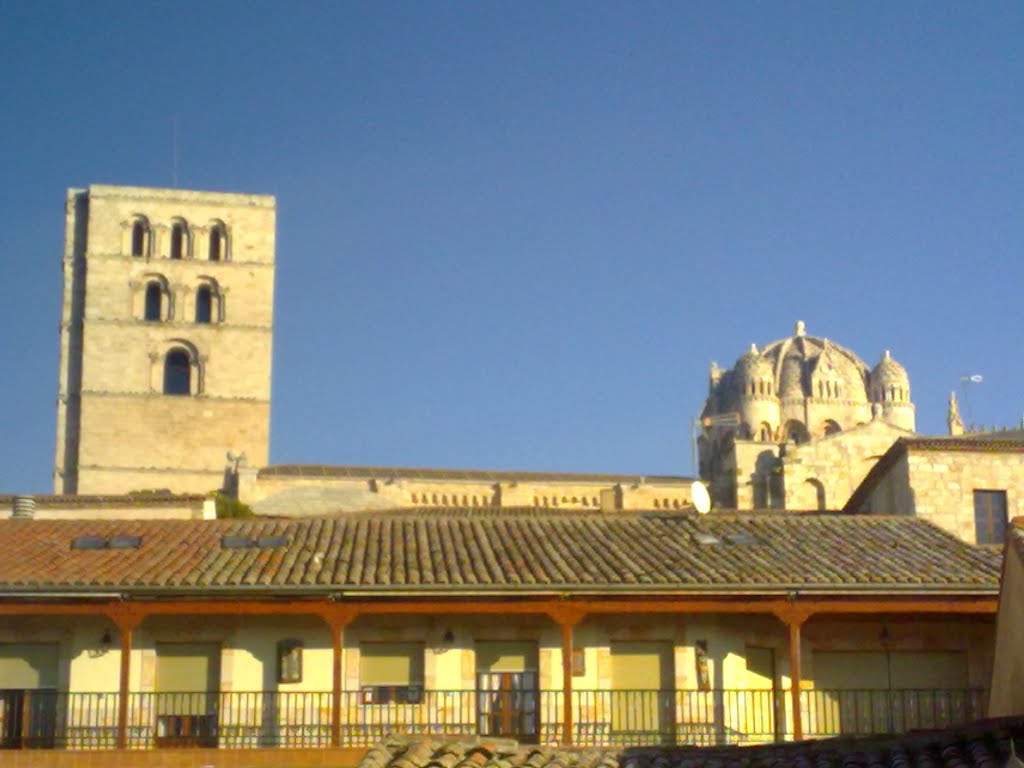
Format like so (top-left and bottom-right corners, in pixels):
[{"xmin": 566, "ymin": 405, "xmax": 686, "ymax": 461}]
[{"xmin": 11, "ymin": 495, "xmax": 36, "ymax": 519}]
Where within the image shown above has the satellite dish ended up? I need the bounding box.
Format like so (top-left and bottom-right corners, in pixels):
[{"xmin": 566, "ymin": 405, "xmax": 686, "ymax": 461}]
[{"xmin": 691, "ymin": 481, "xmax": 711, "ymax": 515}]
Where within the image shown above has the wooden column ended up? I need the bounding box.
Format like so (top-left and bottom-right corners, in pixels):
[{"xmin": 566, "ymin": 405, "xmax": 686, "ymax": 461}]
[
  {"xmin": 787, "ymin": 617, "xmax": 805, "ymax": 741},
  {"xmin": 109, "ymin": 609, "xmax": 142, "ymax": 750},
  {"xmin": 549, "ymin": 607, "xmax": 585, "ymax": 747},
  {"xmin": 324, "ymin": 609, "xmax": 357, "ymax": 748}
]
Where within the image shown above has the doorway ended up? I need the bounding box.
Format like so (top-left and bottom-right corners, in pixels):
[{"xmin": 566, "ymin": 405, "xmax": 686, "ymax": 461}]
[
  {"xmin": 154, "ymin": 643, "xmax": 220, "ymax": 748},
  {"xmin": 476, "ymin": 641, "xmax": 539, "ymax": 740}
]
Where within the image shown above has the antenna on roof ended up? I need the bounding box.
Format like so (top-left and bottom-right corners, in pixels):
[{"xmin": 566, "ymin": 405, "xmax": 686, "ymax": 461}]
[
  {"xmin": 691, "ymin": 481, "xmax": 711, "ymax": 514},
  {"xmin": 172, "ymin": 115, "xmax": 180, "ymax": 187}
]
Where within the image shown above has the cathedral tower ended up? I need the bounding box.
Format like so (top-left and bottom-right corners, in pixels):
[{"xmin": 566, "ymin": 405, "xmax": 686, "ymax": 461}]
[{"xmin": 54, "ymin": 185, "xmax": 275, "ymax": 494}]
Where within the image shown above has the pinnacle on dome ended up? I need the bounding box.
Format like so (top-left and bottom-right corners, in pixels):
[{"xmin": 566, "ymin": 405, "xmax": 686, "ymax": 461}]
[{"xmin": 795, "ymin": 320, "xmax": 806, "ymax": 337}]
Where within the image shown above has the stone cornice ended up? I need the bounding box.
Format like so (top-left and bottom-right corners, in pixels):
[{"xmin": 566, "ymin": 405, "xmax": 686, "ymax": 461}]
[
  {"xmin": 80, "ymin": 390, "xmax": 269, "ymax": 403},
  {"xmin": 68, "ymin": 318, "xmax": 273, "ymax": 332},
  {"xmin": 89, "ymin": 184, "xmax": 275, "ymax": 208},
  {"xmin": 83, "ymin": 252, "xmax": 274, "ymax": 268}
]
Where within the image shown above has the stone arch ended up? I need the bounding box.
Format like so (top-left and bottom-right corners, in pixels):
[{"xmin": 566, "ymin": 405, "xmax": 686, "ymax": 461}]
[
  {"xmin": 169, "ymin": 217, "xmax": 191, "ymax": 260},
  {"xmin": 126, "ymin": 215, "xmax": 152, "ymax": 257},
  {"xmin": 149, "ymin": 339, "xmax": 203, "ymax": 396},
  {"xmin": 193, "ymin": 276, "xmax": 224, "ymax": 323},
  {"xmin": 822, "ymin": 419, "xmax": 842, "ymax": 437},
  {"xmin": 804, "ymin": 478, "xmax": 827, "ymax": 510},
  {"xmin": 783, "ymin": 419, "xmax": 809, "ymax": 444},
  {"xmin": 207, "ymin": 219, "xmax": 229, "ymax": 261},
  {"xmin": 759, "ymin": 422, "xmax": 773, "ymax": 442},
  {"xmin": 132, "ymin": 274, "xmax": 172, "ymax": 321}
]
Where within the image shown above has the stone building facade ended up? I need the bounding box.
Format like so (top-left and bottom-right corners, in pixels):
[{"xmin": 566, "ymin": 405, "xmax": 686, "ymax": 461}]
[
  {"xmin": 239, "ymin": 465, "xmax": 696, "ymax": 515},
  {"xmin": 844, "ymin": 436, "xmax": 1024, "ymax": 545},
  {"xmin": 698, "ymin": 322, "xmax": 915, "ymax": 510},
  {"xmin": 54, "ymin": 185, "xmax": 276, "ymax": 495}
]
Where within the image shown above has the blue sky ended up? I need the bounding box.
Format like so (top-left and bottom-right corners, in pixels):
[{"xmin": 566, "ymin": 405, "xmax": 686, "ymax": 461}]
[{"xmin": 1, "ymin": 2, "xmax": 1021, "ymax": 493}]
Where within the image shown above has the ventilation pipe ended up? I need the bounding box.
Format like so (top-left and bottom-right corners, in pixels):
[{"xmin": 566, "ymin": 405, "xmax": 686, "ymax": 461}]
[{"xmin": 11, "ymin": 495, "xmax": 36, "ymax": 519}]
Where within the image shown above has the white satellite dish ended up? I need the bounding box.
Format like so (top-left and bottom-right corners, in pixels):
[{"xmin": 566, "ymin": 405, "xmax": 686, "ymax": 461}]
[{"xmin": 691, "ymin": 481, "xmax": 711, "ymax": 514}]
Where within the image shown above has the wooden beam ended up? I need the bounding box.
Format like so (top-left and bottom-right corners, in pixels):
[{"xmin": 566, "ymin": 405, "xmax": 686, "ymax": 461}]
[{"xmin": 0, "ymin": 594, "xmax": 997, "ymax": 618}]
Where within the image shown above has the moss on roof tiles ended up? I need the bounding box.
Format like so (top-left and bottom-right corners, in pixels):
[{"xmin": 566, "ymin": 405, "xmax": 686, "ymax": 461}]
[{"xmin": 0, "ymin": 510, "xmax": 1001, "ymax": 594}]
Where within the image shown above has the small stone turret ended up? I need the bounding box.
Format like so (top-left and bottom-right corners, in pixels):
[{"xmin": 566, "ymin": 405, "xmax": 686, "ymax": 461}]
[
  {"xmin": 735, "ymin": 343, "xmax": 779, "ymax": 441},
  {"xmin": 869, "ymin": 350, "xmax": 915, "ymax": 431},
  {"xmin": 948, "ymin": 392, "xmax": 964, "ymax": 436}
]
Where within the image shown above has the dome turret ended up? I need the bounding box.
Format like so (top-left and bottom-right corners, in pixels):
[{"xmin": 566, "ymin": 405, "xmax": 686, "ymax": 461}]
[
  {"xmin": 735, "ymin": 343, "xmax": 774, "ymax": 398},
  {"xmin": 870, "ymin": 350, "xmax": 910, "ymax": 403}
]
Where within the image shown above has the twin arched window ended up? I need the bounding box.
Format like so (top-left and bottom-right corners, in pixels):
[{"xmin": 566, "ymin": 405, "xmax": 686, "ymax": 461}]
[{"xmin": 136, "ymin": 277, "xmax": 221, "ymax": 324}]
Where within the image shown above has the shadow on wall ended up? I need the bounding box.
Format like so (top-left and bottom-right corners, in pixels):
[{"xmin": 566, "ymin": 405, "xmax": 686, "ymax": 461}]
[{"xmin": 751, "ymin": 451, "xmax": 784, "ymax": 509}]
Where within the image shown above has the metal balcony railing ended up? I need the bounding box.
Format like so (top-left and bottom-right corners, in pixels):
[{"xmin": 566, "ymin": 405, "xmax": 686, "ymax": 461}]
[{"xmin": 0, "ymin": 688, "xmax": 988, "ymax": 750}]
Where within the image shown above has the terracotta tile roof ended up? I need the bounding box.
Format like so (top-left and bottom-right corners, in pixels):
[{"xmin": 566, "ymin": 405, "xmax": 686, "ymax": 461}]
[
  {"xmin": 258, "ymin": 465, "xmax": 693, "ymax": 485},
  {"xmin": 0, "ymin": 510, "xmax": 999, "ymax": 595},
  {"xmin": 845, "ymin": 436, "xmax": 1024, "ymax": 513},
  {"xmin": 358, "ymin": 717, "xmax": 1024, "ymax": 768}
]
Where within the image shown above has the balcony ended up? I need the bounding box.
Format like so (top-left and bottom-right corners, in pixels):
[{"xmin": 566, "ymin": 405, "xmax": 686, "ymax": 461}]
[{"xmin": 0, "ymin": 688, "xmax": 988, "ymax": 751}]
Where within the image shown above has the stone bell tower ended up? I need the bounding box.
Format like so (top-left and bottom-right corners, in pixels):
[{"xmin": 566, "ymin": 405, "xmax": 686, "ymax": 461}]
[{"xmin": 54, "ymin": 185, "xmax": 275, "ymax": 495}]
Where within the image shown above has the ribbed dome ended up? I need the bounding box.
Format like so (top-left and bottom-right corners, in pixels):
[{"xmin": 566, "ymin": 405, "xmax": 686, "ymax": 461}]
[
  {"xmin": 778, "ymin": 353, "xmax": 805, "ymax": 399},
  {"xmin": 871, "ymin": 350, "xmax": 909, "ymax": 385},
  {"xmin": 758, "ymin": 323, "xmax": 870, "ymax": 404}
]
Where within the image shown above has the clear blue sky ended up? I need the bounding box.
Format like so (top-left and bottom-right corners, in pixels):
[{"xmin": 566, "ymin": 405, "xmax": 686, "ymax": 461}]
[{"xmin": 1, "ymin": 2, "xmax": 1021, "ymax": 493}]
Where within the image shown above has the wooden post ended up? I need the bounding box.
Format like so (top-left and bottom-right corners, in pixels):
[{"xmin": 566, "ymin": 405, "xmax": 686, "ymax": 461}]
[
  {"xmin": 324, "ymin": 609, "xmax": 356, "ymax": 748},
  {"xmin": 549, "ymin": 607, "xmax": 585, "ymax": 747},
  {"xmin": 111, "ymin": 610, "xmax": 142, "ymax": 750},
  {"xmin": 788, "ymin": 618, "xmax": 804, "ymax": 741},
  {"xmin": 561, "ymin": 621, "xmax": 573, "ymax": 746}
]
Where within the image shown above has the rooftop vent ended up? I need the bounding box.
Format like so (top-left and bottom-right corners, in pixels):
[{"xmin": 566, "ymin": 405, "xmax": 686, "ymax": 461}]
[
  {"xmin": 72, "ymin": 534, "xmax": 143, "ymax": 550},
  {"xmin": 222, "ymin": 534, "xmax": 290, "ymax": 549},
  {"xmin": 108, "ymin": 535, "xmax": 143, "ymax": 549},
  {"xmin": 693, "ymin": 532, "xmax": 722, "ymax": 545},
  {"xmin": 725, "ymin": 532, "xmax": 761, "ymax": 545},
  {"xmin": 256, "ymin": 535, "xmax": 288, "ymax": 548},
  {"xmin": 11, "ymin": 495, "xmax": 35, "ymax": 520},
  {"xmin": 72, "ymin": 535, "xmax": 107, "ymax": 550}
]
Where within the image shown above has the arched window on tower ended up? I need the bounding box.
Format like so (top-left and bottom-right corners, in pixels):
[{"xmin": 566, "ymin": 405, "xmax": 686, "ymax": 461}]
[
  {"xmin": 170, "ymin": 220, "xmax": 188, "ymax": 260},
  {"xmin": 195, "ymin": 286, "xmax": 213, "ymax": 324},
  {"xmin": 144, "ymin": 281, "xmax": 162, "ymax": 321},
  {"xmin": 759, "ymin": 422, "xmax": 773, "ymax": 442},
  {"xmin": 208, "ymin": 221, "xmax": 227, "ymax": 261},
  {"xmin": 163, "ymin": 349, "xmax": 192, "ymax": 395},
  {"xmin": 822, "ymin": 419, "xmax": 842, "ymax": 437},
  {"xmin": 131, "ymin": 218, "xmax": 149, "ymax": 257}
]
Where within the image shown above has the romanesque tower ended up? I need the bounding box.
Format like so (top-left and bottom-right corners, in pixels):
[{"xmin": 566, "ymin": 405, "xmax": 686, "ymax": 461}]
[{"xmin": 54, "ymin": 185, "xmax": 275, "ymax": 494}]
